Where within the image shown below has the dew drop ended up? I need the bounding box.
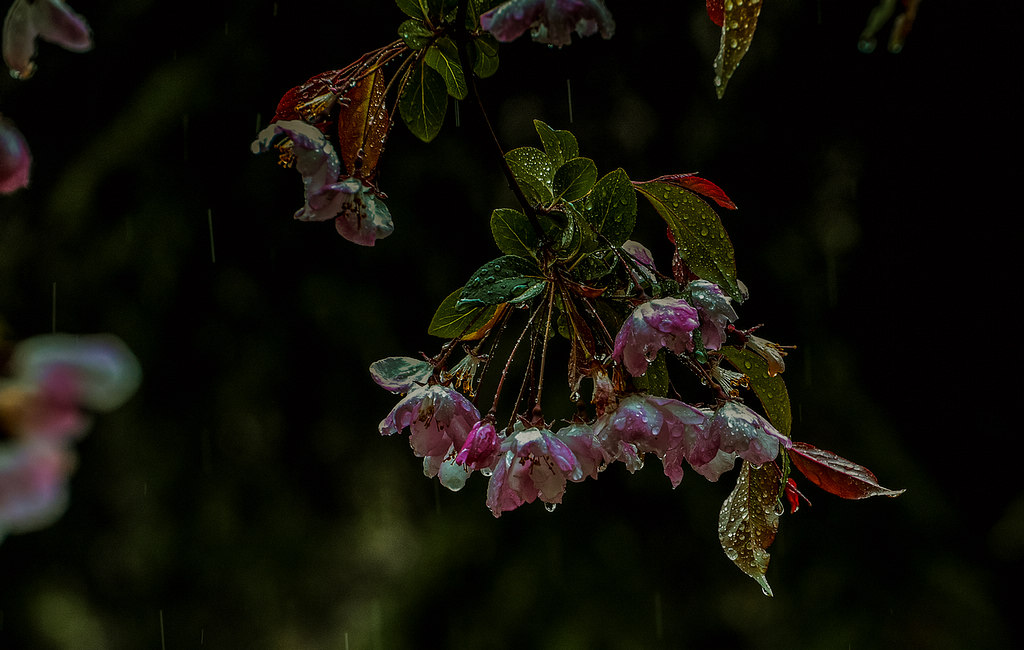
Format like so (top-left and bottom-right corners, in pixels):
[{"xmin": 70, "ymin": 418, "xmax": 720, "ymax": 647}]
[{"xmin": 724, "ymin": 547, "xmax": 739, "ymax": 560}]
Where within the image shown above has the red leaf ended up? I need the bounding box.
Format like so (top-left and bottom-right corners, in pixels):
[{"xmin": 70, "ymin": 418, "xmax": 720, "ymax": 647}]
[
  {"xmin": 788, "ymin": 442, "xmax": 904, "ymax": 500},
  {"xmin": 706, "ymin": 0, "xmax": 724, "ymax": 27},
  {"xmin": 646, "ymin": 173, "xmax": 737, "ymax": 210},
  {"xmin": 784, "ymin": 477, "xmax": 811, "ymax": 513}
]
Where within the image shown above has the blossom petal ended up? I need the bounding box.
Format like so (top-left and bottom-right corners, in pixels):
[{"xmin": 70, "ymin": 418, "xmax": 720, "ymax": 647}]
[
  {"xmin": 0, "ymin": 117, "xmax": 30, "ymax": 193},
  {"xmin": 3, "ymin": 0, "xmax": 91, "ymax": 79}
]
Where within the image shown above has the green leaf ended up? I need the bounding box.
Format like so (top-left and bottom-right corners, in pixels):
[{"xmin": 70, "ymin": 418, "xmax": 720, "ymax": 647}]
[
  {"xmin": 399, "ymin": 60, "xmax": 448, "ymax": 142},
  {"xmin": 490, "ymin": 208, "xmax": 541, "ymax": 259},
  {"xmin": 632, "ymin": 351, "xmax": 669, "ymax": 396},
  {"xmin": 425, "ymin": 37, "xmax": 467, "ymax": 100},
  {"xmin": 534, "ymin": 120, "xmax": 579, "ymax": 168},
  {"xmin": 634, "ymin": 180, "xmax": 741, "ymax": 300},
  {"xmin": 718, "ymin": 460, "xmax": 783, "ymax": 597},
  {"xmin": 553, "ymin": 157, "xmax": 598, "ymax": 203},
  {"xmin": 470, "ymin": 35, "xmax": 500, "ymax": 78},
  {"xmin": 428, "ymin": 288, "xmax": 498, "ymax": 339},
  {"xmin": 427, "ymin": 0, "xmax": 459, "ymax": 20},
  {"xmin": 719, "ymin": 346, "xmax": 792, "ymax": 438},
  {"xmin": 396, "ymin": 0, "xmax": 428, "ymax": 20},
  {"xmin": 584, "ymin": 168, "xmax": 636, "ymax": 246},
  {"xmin": 505, "ymin": 146, "xmax": 555, "ymax": 205},
  {"xmin": 458, "ymin": 255, "xmax": 547, "ymax": 307},
  {"xmin": 398, "ymin": 18, "xmax": 434, "ymax": 50},
  {"xmin": 713, "ymin": 0, "xmax": 763, "ymax": 98}
]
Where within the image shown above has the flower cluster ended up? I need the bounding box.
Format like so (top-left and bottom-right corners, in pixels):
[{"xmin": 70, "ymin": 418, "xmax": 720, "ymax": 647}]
[
  {"xmin": 481, "ymin": 0, "xmax": 616, "ymax": 48},
  {"xmin": 371, "ymin": 278, "xmax": 792, "ymax": 518},
  {"xmin": 0, "ymin": 334, "xmax": 140, "ymax": 541}
]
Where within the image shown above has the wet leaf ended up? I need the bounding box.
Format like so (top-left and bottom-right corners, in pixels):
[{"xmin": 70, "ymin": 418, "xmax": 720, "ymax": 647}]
[
  {"xmin": 399, "ymin": 60, "xmax": 448, "ymax": 142},
  {"xmin": 398, "ymin": 18, "xmax": 434, "ymax": 50},
  {"xmin": 505, "ymin": 146, "xmax": 555, "ymax": 205},
  {"xmin": 490, "ymin": 208, "xmax": 541, "ymax": 258},
  {"xmin": 534, "ymin": 120, "xmax": 579, "ymax": 168},
  {"xmin": 632, "ymin": 351, "xmax": 669, "ymax": 396},
  {"xmin": 553, "ymin": 157, "xmax": 598, "ymax": 203},
  {"xmin": 634, "ymin": 179, "xmax": 741, "ymax": 300},
  {"xmin": 719, "ymin": 460, "xmax": 783, "ymax": 596},
  {"xmin": 425, "ymin": 37, "xmax": 467, "ymax": 100},
  {"xmin": 428, "ymin": 288, "xmax": 500, "ymax": 339},
  {"xmin": 713, "ymin": 0, "xmax": 763, "ymax": 99},
  {"xmin": 336, "ymin": 69, "xmax": 389, "ymax": 180},
  {"xmin": 459, "ymin": 255, "xmax": 547, "ymax": 308},
  {"xmin": 719, "ymin": 346, "xmax": 791, "ymax": 438},
  {"xmin": 584, "ymin": 168, "xmax": 636, "ymax": 246},
  {"xmin": 369, "ymin": 356, "xmax": 432, "ymax": 393},
  {"xmin": 787, "ymin": 442, "xmax": 905, "ymax": 500},
  {"xmin": 646, "ymin": 173, "xmax": 737, "ymax": 210}
]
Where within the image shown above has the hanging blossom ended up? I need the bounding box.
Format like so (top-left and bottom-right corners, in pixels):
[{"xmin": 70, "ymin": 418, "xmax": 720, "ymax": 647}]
[
  {"xmin": 687, "ymin": 280, "xmax": 738, "ymax": 351},
  {"xmin": 485, "ymin": 422, "xmax": 601, "ymax": 517},
  {"xmin": 2, "ymin": 0, "xmax": 92, "ymax": 80},
  {"xmin": 378, "ymin": 384, "xmax": 480, "ymax": 491},
  {"xmin": 480, "ymin": 0, "xmax": 615, "ymax": 48},
  {"xmin": 690, "ymin": 401, "xmax": 791, "ymax": 482},
  {"xmin": 0, "ymin": 334, "xmax": 140, "ymax": 541},
  {"xmin": 612, "ymin": 297, "xmax": 700, "ymax": 377},
  {"xmin": 0, "ymin": 116, "xmax": 30, "ymax": 193},
  {"xmin": 251, "ymin": 119, "xmax": 394, "ymax": 246},
  {"xmin": 592, "ymin": 394, "xmax": 708, "ymax": 488}
]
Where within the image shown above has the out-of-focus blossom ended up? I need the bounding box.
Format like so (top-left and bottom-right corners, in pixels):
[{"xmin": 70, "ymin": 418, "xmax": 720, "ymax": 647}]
[
  {"xmin": 0, "ymin": 116, "xmax": 30, "ymax": 193},
  {"xmin": 592, "ymin": 394, "xmax": 707, "ymax": 487},
  {"xmin": 612, "ymin": 298, "xmax": 699, "ymax": 377},
  {"xmin": 485, "ymin": 423, "xmax": 582, "ymax": 516},
  {"xmin": 250, "ymin": 119, "xmax": 393, "ymax": 246},
  {"xmin": 456, "ymin": 418, "xmax": 500, "ymax": 471},
  {"xmin": 690, "ymin": 401, "xmax": 790, "ymax": 481},
  {"xmin": 745, "ymin": 334, "xmax": 788, "ymax": 377},
  {"xmin": 3, "ymin": 0, "xmax": 92, "ymax": 80},
  {"xmin": 480, "ymin": 0, "xmax": 615, "ymax": 48},
  {"xmin": 379, "ymin": 384, "xmax": 480, "ymax": 490},
  {"xmin": 687, "ymin": 280, "xmax": 737, "ymax": 350},
  {"xmin": 0, "ymin": 333, "xmax": 139, "ymax": 541}
]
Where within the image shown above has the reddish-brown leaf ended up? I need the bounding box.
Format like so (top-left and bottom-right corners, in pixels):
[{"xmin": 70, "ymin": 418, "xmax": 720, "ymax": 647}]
[
  {"xmin": 336, "ymin": 69, "xmax": 390, "ymax": 181},
  {"xmin": 645, "ymin": 173, "xmax": 737, "ymax": 210},
  {"xmin": 787, "ymin": 442, "xmax": 904, "ymax": 500}
]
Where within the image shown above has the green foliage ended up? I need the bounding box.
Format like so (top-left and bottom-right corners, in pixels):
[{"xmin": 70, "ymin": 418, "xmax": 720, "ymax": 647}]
[
  {"xmin": 427, "ymin": 288, "xmax": 499, "ymax": 339},
  {"xmin": 720, "ymin": 345, "xmax": 792, "ymax": 438},
  {"xmin": 399, "ymin": 60, "xmax": 448, "ymax": 142}
]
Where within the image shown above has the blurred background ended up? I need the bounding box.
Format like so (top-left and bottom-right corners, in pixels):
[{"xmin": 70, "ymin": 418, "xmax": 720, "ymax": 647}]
[{"xmin": 0, "ymin": 1, "xmax": 1018, "ymax": 648}]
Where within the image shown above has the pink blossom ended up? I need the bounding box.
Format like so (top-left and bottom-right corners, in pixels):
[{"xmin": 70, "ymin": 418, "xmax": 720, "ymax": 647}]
[
  {"xmin": 687, "ymin": 280, "xmax": 737, "ymax": 351},
  {"xmin": 379, "ymin": 384, "xmax": 480, "ymax": 491},
  {"xmin": 0, "ymin": 116, "xmax": 30, "ymax": 193},
  {"xmin": 456, "ymin": 419, "xmax": 500, "ymax": 470},
  {"xmin": 480, "ymin": 0, "xmax": 615, "ymax": 47},
  {"xmin": 3, "ymin": 0, "xmax": 92, "ymax": 79},
  {"xmin": 485, "ymin": 424, "xmax": 582, "ymax": 517},
  {"xmin": 690, "ymin": 402, "xmax": 790, "ymax": 481},
  {"xmin": 0, "ymin": 441, "xmax": 73, "ymax": 540},
  {"xmin": 612, "ymin": 298, "xmax": 700, "ymax": 377},
  {"xmin": 250, "ymin": 120, "xmax": 393, "ymax": 246},
  {"xmin": 592, "ymin": 394, "xmax": 707, "ymax": 487}
]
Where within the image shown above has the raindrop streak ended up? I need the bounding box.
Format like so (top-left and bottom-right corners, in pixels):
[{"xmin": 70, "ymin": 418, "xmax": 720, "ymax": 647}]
[
  {"xmin": 208, "ymin": 209, "xmax": 217, "ymax": 263},
  {"xmin": 566, "ymin": 79, "xmax": 574, "ymax": 123},
  {"xmin": 159, "ymin": 610, "xmax": 166, "ymax": 650},
  {"xmin": 454, "ymin": 101, "xmax": 460, "ymax": 128}
]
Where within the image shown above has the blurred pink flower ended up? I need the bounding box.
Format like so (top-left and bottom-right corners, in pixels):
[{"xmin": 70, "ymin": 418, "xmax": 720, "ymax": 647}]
[
  {"xmin": 3, "ymin": 0, "xmax": 92, "ymax": 79},
  {"xmin": 0, "ymin": 116, "xmax": 30, "ymax": 193},
  {"xmin": 480, "ymin": 0, "xmax": 615, "ymax": 47}
]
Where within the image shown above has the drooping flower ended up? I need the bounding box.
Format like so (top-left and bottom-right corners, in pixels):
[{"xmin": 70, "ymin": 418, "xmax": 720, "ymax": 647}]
[
  {"xmin": 687, "ymin": 280, "xmax": 737, "ymax": 351},
  {"xmin": 0, "ymin": 116, "xmax": 30, "ymax": 193},
  {"xmin": 745, "ymin": 334, "xmax": 788, "ymax": 377},
  {"xmin": 592, "ymin": 394, "xmax": 707, "ymax": 487},
  {"xmin": 612, "ymin": 298, "xmax": 699, "ymax": 377},
  {"xmin": 689, "ymin": 401, "xmax": 790, "ymax": 482},
  {"xmin": 2, "ymin": 0, "xmax": 92, "ymax": 80},
  {"xmin": 379, "ymin": 384, "xmax": 480, "ymax": 491},
  {"xmin": 480, "ymin": 0, "xmax": 615, "ymax": 48},
  {"xmin": 485, "ymin": 423, "xmax": 583, "ymax": 517},
  {"xmin": 250, "ymin": 120, "xmax": 394, "ymax": 246},
  {"xmin": 456, "ymin": 418, "xmax": 500, "ymax": 471}
]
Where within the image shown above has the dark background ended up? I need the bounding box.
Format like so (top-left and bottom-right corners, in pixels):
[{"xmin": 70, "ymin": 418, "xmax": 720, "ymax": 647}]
[{"xmin": 1, "ymin": 1, "xmax": 1018, "ymax": 648}]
